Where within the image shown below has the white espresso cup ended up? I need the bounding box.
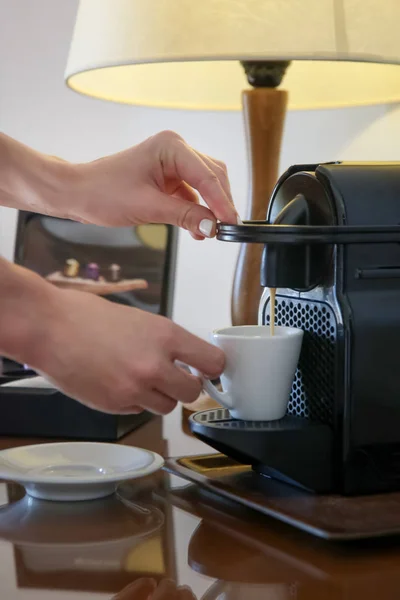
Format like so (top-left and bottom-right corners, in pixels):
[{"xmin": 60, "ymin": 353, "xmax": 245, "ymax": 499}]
[{"xmin": 193, "ymin": 325, "xmax": 303, "ymax": 421}]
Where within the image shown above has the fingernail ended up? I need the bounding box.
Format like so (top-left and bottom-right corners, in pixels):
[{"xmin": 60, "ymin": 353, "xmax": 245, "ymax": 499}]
[
  {"xmin": 237, "ymin": 215, "xmax": 243, "ymax": 225},
  {"xmin": 199, "ymin": 219, "xmax": 214, "ymax": 238}
]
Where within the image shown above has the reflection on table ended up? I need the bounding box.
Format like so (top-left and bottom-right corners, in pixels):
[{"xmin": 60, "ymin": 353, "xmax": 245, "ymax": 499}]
[
  {"xmin": 165, "ymin": 482, "xmax": 400, "ymax": 600},
  {"xmin": 2, "ymin": 408, "xmax": 400, "ymax": 599},
  {"xmin": 0, "ymin": 476, "xmax": 174, "ymax": 595}
]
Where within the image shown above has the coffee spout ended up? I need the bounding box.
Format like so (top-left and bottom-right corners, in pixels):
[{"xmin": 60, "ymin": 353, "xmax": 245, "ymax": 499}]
[{"xmin": 261, "ymin": 194, "xmax": 313, "ymax": 290}]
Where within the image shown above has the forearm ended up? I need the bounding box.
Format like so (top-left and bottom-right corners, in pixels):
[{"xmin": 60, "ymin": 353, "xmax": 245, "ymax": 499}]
[
  {"xmin": 0, "ymin": 133, "xmax": 79, "ymax": 218},
  {"xmin": 0, "ymin": 256, "xmax": 57, "ymax": 366}
]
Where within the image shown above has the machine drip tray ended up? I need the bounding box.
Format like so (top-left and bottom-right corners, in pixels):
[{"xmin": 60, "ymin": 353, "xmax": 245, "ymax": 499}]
[
  {"xmin": 164, "ymin": 453, "xmax": 400, "ymax": 541},
  {"xmin": 191, "ymin": 408, "xmax": 315, "ymax": 430},
  {"xmin": 189, "ymin": 409, "xmax": 334, "ymax": 493}
]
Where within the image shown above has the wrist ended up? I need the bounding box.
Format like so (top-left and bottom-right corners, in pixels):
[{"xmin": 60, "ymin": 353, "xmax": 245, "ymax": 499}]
[
  {"xmin": 0, "ymin": 133, "xmax": 81, "ymax": 219},
  {"xmin": 0, "ymin": 261, "xmax": 59, "ymax": 367}
]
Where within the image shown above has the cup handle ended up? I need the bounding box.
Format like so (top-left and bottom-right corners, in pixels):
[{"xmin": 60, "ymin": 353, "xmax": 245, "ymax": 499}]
[{"xmin": 189, "ymin": 368, "xmax": 233, "ymax": 409}]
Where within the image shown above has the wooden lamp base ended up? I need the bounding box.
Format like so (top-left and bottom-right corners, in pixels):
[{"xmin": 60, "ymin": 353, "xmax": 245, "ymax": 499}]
[{"xmin": 232, "ymin": 87, "xmax": 288, "ymax": 325}]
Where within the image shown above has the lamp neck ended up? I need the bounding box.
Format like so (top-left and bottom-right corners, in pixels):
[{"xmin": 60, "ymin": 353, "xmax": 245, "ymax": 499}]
[{"xmin": 240, "ymin": 60, "xmax": 291, "ymax": 88}]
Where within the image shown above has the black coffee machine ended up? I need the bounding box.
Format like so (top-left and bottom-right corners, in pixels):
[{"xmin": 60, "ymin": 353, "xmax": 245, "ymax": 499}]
[{"xmin": 190, "ymin": 162, "xmax": 400, "ymax": 496}]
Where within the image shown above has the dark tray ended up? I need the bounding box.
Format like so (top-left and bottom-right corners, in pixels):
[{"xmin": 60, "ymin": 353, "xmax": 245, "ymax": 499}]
[
  {"xmin": 0, "ymin": 383, "xmax": 152, "ymax": 441},
  {"xmin": 164, "ymin": 453, "xmax": 400, "ymax": 541}
]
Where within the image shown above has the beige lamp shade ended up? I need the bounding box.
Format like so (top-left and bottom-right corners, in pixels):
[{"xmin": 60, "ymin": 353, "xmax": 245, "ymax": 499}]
[{"xmin": 65, "ymin": 0, "xmax": 400, "ymax": 110}]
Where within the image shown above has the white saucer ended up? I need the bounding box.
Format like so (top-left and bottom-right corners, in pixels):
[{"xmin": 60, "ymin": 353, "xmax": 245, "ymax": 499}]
[{"xmin": 0, "ymin": 442, "xmax": 164, "ymax": 501}]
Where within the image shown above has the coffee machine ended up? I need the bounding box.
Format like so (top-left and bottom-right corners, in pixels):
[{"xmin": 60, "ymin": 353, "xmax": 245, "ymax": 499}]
[{"xmin": 190, "ymin": 162, "xmax": 400, "ymax": 496}]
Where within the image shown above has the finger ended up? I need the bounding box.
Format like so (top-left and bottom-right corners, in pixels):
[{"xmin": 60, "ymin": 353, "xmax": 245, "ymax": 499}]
[
  {"xmin": 189, "ymin": 232, "xmax": 205, "ymax": 241},
  {"xmin": 172, "ymin": 183, "xmax": 205, "ymax": 240},
  {"xmin": 137, "ymin": 391, "xmax": 177, "ymax": 416},
  {"xmin": 113, "ymin": 578, "xmax": 157, "ymax": 600},
  {"xmin": 82, "ymin": 397, "xmax": 145, "ymax": 415},
  {"xmin": 177, "ymin": 586, "xmax": 197, "ymax": 600},
  {"xmin": 157, "ymin": 363, "xmax": 202, "ymax": 404},
  {"xmin": 113, "ymin": 405, "xmax": 144, "ymax": 415},
  {"xmin": 152, "ymin": 579, "xmax": 179, "ymax": 599},
  {"xmin": 172, "ymin": 180, "xmax": 199, "ymax": 204},
  {"xmin": 165, "ymin": 139, "xmax": 237, "ymax": 223},
  {"xmin": 197, "ymin": 152, "xmax": 233, "ymax": 206},
  {"xmin": 172, "ymin": 329, "xmax": 225, "ymax": 380},
  {"xmin": 171, "ymin": 151, "xmax": 233, "ymax": 210},
  {"xmin": 143, "ymin": 188, "xmax": 217, "ymax": 238}
]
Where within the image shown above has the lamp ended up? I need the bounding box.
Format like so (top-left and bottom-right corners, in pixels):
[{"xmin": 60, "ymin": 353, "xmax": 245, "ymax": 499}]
[{"xmin": 65, "ymin": 0, "xmax": 400, "ymax": 325}]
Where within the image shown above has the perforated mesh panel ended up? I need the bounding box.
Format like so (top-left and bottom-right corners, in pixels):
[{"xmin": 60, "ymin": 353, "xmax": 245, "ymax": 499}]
[{"xmin": 265, "ymin": 297, "xmax": 336, "ymax": 425}]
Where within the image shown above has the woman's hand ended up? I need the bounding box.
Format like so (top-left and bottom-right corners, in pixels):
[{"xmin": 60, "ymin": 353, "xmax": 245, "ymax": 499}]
[
  {"xmin": 113, "ymin": 578, "xmax": 197, "ymax": 600},
  {"xmin": 68, "ymin": 131, "xmax": 238, "ymax": 239},
  {"xmin": 20, "ymin": 286, "xmax": 224, "ymax": 415},
  {"xmin": 1, "ymin": 131, "xmax": 238, "ymax": 238}
]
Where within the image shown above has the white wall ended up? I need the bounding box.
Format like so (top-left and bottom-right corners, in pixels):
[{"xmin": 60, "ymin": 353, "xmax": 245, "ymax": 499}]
[{"xmin": 1, "ymin": 0, "xmax": 400, "ymax": 340}]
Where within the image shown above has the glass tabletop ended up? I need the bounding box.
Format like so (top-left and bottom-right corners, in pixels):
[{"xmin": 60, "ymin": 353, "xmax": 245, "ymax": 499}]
[{"xmin": 1, "ymin": 408, "xmax": 400, "ymax": 600}]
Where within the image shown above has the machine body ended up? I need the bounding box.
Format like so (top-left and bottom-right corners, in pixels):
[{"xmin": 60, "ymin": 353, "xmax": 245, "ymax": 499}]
[{"xmin": 191, "ymin": 162, "xmax": 400, "ymax": 495}]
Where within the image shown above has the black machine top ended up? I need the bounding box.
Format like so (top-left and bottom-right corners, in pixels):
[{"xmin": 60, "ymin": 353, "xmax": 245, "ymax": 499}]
[
  {"xmin": 217, "ymin": 161, "xmax": 400, "ymax": 245},
  {"xmin": 216, "ymin": 162, "xmax": 400, "ymax": 289},
  {"xmin": 216, "ymin": 222, "xmax": 400, "ymax": 245}
]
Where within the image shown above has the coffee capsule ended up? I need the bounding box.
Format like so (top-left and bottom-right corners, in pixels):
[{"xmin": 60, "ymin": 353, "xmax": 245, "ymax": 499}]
[
  {"xmin": 63, "ymin": 258, "xmax": 80, "ymax": 278},
  {"xmin": 109, "ymin": 263, "xmax": 121, "ymax": 282},
  {"xmin": 85, "ymin": 262, "xmax": 100, "ymax": 281}
]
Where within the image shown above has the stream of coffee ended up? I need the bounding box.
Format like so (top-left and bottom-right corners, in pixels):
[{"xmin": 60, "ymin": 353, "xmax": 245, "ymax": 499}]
[{"xmin": 270, "ymin": 288, "xmax": 276, "ymax": 336}]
